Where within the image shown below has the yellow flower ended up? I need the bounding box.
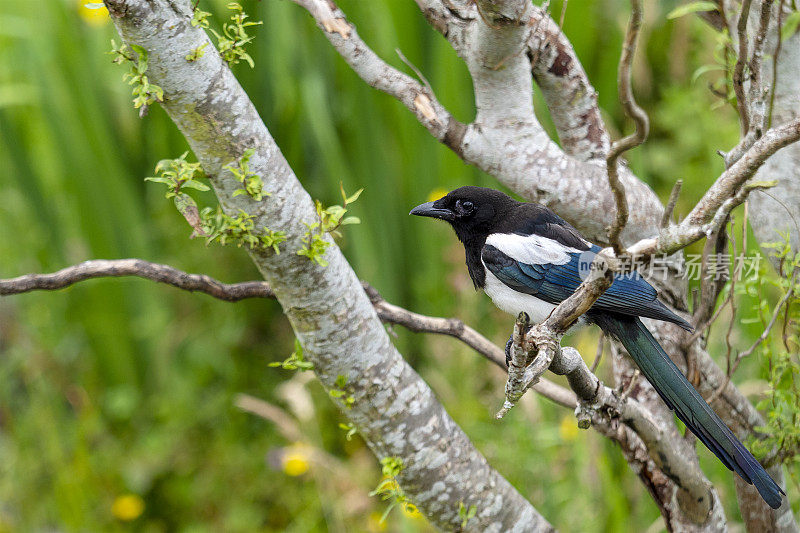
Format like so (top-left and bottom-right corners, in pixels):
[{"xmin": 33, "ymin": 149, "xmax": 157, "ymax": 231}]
[
  {"xmin": 558, "ymin": 415, "xmax": 579, "ymax": 441},
  {"xmin": 282, "ymin": 444, "xmax": 311, "ymax": 476},
  {"xmin": 112, "ymin": 494, "xmax": 144, "ymax": 521},
  {"xmin": 78, "ymin": 1, "xmax": 109, "ymax": 26},
  {"xmin": 426, "ymin": 187, "xmax": 449, "ymax": 202}
]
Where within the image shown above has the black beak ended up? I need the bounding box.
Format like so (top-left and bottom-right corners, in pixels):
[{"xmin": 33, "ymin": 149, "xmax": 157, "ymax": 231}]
[{"xmin": 409, "ymin": 201, "xmax": 455, "ymax": 221}]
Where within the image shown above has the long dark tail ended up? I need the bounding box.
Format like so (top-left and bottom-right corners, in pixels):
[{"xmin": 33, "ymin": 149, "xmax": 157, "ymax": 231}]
[{"xmin": 591, "ymin": 313, "xmax": 784, "ymax": 509}]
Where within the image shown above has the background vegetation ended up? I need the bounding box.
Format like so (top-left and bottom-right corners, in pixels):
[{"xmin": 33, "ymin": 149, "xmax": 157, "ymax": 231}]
[{"xmin": 0, "ymin": 0, "xmax": 793, "ymax": 530}]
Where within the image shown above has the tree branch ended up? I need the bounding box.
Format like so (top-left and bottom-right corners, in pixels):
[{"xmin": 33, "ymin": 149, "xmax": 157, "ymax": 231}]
[
  {"xmin": 733, "ymin": 0, "xmax": 754, "ymax": 136},
  {"xmin": 727, "ymin": 0, "xmax": 775, "ymax": 167},
  {"xmin": 0, "ymin": 259, "xmax": 275, "ymax": 300},
  {"xmin": 0, "ymin": 258, "xmax": 577, "ymax": 410},
  {"xmin": 605, "ymin": 0, "xmax": 648, "ymax": 255},
  {"xmin": 660, "ymin": 179, "xmax": 683, "ymax": 229},
  {"xmin": 626, "ymin": 117, "xmax": 800, "ymax": 258},
  {"xmin": 527, "ymin": 6, "xmax": 609, "ymax": 160},
  {"xmin": 290, "ymin": 0, "xmax": 466, "ymax": 152},
  {"xmin": 497, "ymin": 312, "xmax": 717, "ymax": 520}
]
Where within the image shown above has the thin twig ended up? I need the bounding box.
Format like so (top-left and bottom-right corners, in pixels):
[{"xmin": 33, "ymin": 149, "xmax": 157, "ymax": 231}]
[
  {"xmin": 707, "ymin": 268, "xmax": 798, "ymax": 404},
  {"xmin": 0, "ymin": 259, "xmax": 275, "ymax": 301},
  {"xmin": 725, "ymin": 0, "xmax": 774, "ymax": 167},
  {"xmin": 605, "ymin": 0, "xmax": 648, "ymax": 254},
  {"xmin": 395, "ymin": 48, "xmax": 434, "ymax": 96},
  {"xmin": 619, "ymin": 369, "xmax": 640, "ymax": 402},
  {"xmin": 660, "ymin": 179, "xmax": 683, "ymax": 229},
  {"xmin": 737, "ymin": 268, "xmax": 797, "ymax": 363},
  {"xmin": 693, "ymin": 217, "xmax": 730, "ymax": 330},
  {"xmin": 590, "ymin": 332, "xmax": 605, "ymax": 372},
  {"xmin": 768, "ymin": 0, "xmax": 786, "ymax": 127},
  {"xmin": 707, "ymin": 224, "xmax": 740, "ymax": 402},
  {"xmin": 747, "ymin": 0, "xmax": 775, "ymax": 137},
  {"xmin": 733, "ymin": 0, "xmax": 753, "ymax": 136},
  {"xmin": 558, "ymin": 0, "xmax": 568, "ymax": 28},
  {"xmin": 0, "ymin": 258, "xmax": 578, "ymax": 408}
]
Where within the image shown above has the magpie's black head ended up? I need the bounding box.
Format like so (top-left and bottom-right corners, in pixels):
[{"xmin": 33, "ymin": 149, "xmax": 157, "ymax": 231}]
[{"xmin": 409, "ymin": 186, "xmax": 517, "ymax": 245}]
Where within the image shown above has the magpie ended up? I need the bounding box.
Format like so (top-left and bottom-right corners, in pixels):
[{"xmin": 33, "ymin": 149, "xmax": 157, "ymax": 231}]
[{"xmin": 410, "ymin": 185, "xmax": 784, "ymax": 509}]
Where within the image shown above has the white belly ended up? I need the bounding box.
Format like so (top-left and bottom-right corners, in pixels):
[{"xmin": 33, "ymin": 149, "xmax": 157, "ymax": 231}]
[{"xmin": 482, "ymin": 269, "xmax": 557, "ymax": 324}]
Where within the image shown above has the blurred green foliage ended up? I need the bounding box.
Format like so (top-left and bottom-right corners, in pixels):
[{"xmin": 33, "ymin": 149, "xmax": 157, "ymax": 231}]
[{"xmin": 0, "ymin": 0, "xmax": 795, "ymax": 531}]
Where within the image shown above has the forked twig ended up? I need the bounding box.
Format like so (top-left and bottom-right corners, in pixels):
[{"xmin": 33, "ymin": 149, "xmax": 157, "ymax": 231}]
[{"xmin": 605, "ymin": 0, "xmax": 649, "ymax": 253}]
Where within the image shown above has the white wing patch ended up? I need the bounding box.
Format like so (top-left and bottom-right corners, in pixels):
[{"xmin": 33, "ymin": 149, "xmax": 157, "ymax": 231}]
[
  {"xmin": 482, "ymin": 268, "xmax": 557, "ymax": 324},
  {"xmin": 485, "ymin": 233, "xmax": 584, "ymax": 266}
]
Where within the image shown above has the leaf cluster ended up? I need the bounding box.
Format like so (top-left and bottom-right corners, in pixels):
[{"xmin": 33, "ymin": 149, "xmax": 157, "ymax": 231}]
[
  {"xmin": 145, "ymin": 152, "xmax": 211, "ymax": 236},
  {"xmin": 458, "ymin": 502, "xmax": 477, "ymax": 529},
  {"xmin": 338, "ymin": 422, "xmax": 357, "ymax": 441},
  {"xmin": 328, "ymin": 374, "xmax": 355, "ymax": 409},
  {"xmin": 269, "ymin": 339, "xmax": 314, "ymax": 371},
  {"xmin": 226, "ymin": 148, "xmax": 267, "ymax": 201},
  {"xmin": 210, "ymin": 3, "xmax": 263, "ymax": 68},
  {"xmin": 146, "ymin": 152, "xmax": 209, "ymax": 199},
  {"xmin": 185, "ymin": 42, "xmax": 209, "ymax": 62},
  {"xmin": 297, "ymin": 186, "xmax": 362, "ymax": 266},
  {"xmin": 109, "ymin": 41, "xmax": 164, "ymax": 112},
  {"xmin": 747, "ymin": 235, "xmax": 800, "ymax": 467},
  {"xmin": 144, "ymin": 151, "xmax": 284, "ymax": 249},
  {"xmin": 369, "ymin": 457, "xmax": 415, "ymax": 522},
  {"xmin": 191, "ymin": 7, "xmax": 212, "ymax": 29},
  {"xmin": 200, "ymin": 207, "xmax": 286, "ymax": 253}
]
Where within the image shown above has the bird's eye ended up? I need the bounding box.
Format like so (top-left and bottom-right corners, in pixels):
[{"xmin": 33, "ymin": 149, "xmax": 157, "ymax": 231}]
[{"xmin": 456, "ymin": 200, "xmax": 474, "ymax": 215}]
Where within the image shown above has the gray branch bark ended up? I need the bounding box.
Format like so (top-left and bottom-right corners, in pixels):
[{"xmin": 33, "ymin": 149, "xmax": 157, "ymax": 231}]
[
  {"xmin": 102, "ymin": 1, "xmax": 552, "ymax": 530},
  {"xmin": 746, "ymin": 4, "xmax": 800, "ymax": 263}
]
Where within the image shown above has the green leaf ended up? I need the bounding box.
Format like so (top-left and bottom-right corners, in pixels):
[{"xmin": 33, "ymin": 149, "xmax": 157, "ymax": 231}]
[
  {"xmin": 324, "ymin": 205, "xmax": 346, "ymax": 219},
  {"xmin": 745, "ymin": 179, "xmax": 778, "ymax": 190},
  {"xmin": 666, "ymin": 1, "xmax": 717, "ymax": 20},
  {"xmin": 173, "ymin": 193, "xmax": 207, "ymax": 237},
  {"xmin": 691, "ymin": 64, "xmax": 725, "ymax": 83},
  {"xmin": 129, "ymin": 44, "xmax": 148, "ymax": 71},
  {"xmin": 345, "ymin": 188, "xmax": 363, "ymax": 204},
  {"xmin": 181, "ymin": 180, "xmax": 210, "ymax": 191},
  {"xmin": 340, "ymin": 216, "xmax": 360, "ymax": 226},
  {"xmin": 782, "ymin": 11, "xmax": 800, "ymax": 41},
  {"xmin": 144, "ymin": 176, "xmax": 172, "ymax": 185}
]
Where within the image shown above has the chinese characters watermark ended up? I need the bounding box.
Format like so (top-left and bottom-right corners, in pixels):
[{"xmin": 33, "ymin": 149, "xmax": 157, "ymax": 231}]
[{"xmin": 577, "ymin": 252, "xmax": 763, "ymax": 282}]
